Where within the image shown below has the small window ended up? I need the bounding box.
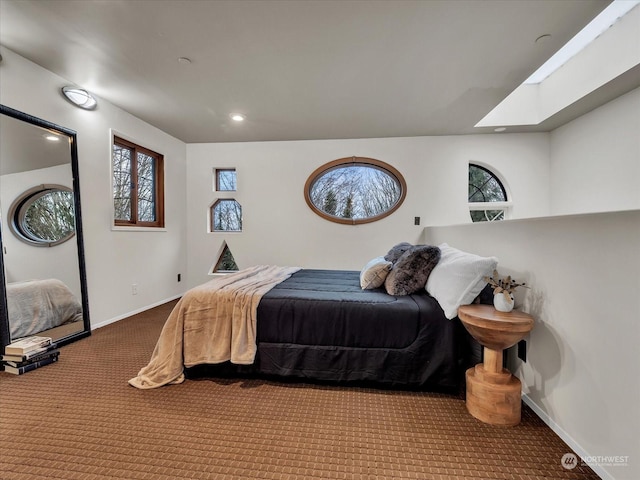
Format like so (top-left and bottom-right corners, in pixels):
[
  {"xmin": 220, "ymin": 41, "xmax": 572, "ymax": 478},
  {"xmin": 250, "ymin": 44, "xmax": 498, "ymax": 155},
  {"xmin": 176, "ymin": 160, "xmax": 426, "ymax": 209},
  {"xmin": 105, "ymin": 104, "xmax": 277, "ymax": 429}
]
[
  {"xmin": 8, "ymin": 184, "xmax": 75, "ymax": 247},
  {"xmin": 113, "ymin": 136, "xmax": 164, "ymax": 227},
  {"xmin": 468, "ymin": 163, "xmax": 510, "ymax": 222},
  {"xmin": 304, "ymin": 157, "xmax": 406, "ymax": 225},
  {"xmin": 213, "ymin": 242, "xmax": 239, "ymax": 272},
  {"xmin": 211, "ymin": 199, "xmax": 242, "ymax": 232},
  {"xmin": 215, "ymin": 169, "xmax": 237, "ymax": 191}
]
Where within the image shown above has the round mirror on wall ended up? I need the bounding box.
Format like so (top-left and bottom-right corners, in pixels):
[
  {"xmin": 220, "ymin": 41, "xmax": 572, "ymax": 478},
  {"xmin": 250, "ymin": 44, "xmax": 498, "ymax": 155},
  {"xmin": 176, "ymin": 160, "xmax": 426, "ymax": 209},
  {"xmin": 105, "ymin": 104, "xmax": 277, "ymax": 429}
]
[{"xmin": 8, "ymin": 184, "xmax": 76, "ymax": 247}]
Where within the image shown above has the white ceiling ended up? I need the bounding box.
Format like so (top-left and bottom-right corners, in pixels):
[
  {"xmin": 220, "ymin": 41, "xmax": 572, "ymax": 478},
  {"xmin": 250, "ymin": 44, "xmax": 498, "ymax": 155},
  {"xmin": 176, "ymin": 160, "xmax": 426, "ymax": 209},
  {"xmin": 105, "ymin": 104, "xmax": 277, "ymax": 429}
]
[
  {"xmin": 0, "ymin": 0, "xmax": 613, "ymax": 143},
  {"xmin": 0, "ymin": 113, "xmax": 71, "ymax": 176}
]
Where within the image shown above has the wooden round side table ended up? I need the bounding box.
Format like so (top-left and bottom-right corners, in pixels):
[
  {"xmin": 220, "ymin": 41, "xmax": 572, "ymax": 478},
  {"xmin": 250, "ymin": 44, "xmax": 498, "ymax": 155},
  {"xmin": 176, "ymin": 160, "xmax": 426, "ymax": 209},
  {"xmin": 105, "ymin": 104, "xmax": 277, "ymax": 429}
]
[{"xmin": 458, "ymin": 304, "xmax": 534, "ymax": 426}]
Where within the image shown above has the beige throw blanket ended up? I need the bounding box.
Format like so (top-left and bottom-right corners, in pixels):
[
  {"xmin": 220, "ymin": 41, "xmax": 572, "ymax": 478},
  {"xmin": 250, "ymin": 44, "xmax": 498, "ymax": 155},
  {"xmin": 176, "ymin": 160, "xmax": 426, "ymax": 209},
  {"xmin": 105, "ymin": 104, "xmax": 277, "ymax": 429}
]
[{"xmin": 128, "ymin": 265, "xmax": 300, "ymax": 389}]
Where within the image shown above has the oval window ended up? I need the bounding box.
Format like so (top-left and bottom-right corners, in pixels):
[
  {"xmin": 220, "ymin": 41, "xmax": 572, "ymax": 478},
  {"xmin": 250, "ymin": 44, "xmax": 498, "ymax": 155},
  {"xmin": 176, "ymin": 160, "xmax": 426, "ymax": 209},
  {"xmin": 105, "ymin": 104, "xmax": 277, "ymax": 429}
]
[
  {"xmin": 304, "ymin": 157, "xmax": 406, "ymax": 225},
  {"xmin": 8, "ymin": 184, "xmax": 76, "ymax": 247}
]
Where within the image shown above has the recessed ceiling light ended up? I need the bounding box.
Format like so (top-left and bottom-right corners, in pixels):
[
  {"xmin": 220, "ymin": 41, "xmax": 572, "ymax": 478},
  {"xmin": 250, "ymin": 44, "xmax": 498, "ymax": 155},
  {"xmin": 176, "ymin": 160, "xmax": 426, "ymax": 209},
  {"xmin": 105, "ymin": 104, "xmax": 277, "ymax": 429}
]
[
  {"xmin": 230, "ymin": 113, "xmax": 245, "ymax": 122},
  {"xmin": 61, "ymin": 86, "xmax": 97, "ymax": 110},
  {"xmin": 535, "ymin": 34, "xmax": 552, "ymax": 44},
  {"xmin": 494, "ymin": 127, "xmax": 506, "ymax": 132},
  {"xmin": 178, "ymin": 57, "xmax": 192, "ymax": 65}
]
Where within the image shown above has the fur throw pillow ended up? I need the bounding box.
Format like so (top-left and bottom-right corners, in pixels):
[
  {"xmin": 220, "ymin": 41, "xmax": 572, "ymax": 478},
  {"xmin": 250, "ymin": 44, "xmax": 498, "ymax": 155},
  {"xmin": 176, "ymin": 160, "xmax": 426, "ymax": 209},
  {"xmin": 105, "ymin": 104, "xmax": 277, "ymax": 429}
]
[
  {"xmin": 384, "ymin": 242, "xmax": 413, "ymax": 264},
  {"xmin": 385, "ymin": 245, "xmax": 441, "ymax": 296}
]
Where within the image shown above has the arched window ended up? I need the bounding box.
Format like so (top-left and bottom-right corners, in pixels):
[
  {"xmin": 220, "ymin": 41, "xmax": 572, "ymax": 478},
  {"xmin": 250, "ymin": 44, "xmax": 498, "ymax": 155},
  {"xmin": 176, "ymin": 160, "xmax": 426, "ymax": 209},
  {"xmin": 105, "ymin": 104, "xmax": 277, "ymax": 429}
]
[
  {"xmin": 304, "ymin": 157, "xmax": 406, "ymax": 225},
  {"xmin": 8, "ymin": 184, "xmax": 76, "ymax": 247},
  {"xmin": 468, "ymin": 163, "xmax": 510, "ymax": 222}
]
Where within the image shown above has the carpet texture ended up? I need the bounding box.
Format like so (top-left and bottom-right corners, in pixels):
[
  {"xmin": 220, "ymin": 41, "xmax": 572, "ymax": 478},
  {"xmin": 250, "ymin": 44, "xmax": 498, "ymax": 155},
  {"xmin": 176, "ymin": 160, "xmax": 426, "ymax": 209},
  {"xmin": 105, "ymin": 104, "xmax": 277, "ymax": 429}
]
[{"xmin": 0, "ymin": 301, "xmax": 599, "ymax": 480}]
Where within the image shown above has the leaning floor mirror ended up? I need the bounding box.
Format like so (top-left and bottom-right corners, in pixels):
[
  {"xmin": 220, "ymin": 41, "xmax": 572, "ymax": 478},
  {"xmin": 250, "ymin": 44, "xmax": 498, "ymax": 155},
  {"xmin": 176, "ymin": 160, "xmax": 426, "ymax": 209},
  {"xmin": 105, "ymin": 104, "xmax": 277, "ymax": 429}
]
[{"xmin": 0, "ymin": 105, "xmax": 91, "ymax": 351}]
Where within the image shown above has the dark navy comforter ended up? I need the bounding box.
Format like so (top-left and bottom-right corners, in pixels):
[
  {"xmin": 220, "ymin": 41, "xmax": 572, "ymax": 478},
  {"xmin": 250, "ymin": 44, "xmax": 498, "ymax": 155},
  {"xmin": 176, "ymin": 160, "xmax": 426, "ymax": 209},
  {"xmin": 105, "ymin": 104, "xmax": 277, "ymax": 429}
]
[{"xmin": 251, "ymin": 269, "xmax": 475, "ymax": 389}]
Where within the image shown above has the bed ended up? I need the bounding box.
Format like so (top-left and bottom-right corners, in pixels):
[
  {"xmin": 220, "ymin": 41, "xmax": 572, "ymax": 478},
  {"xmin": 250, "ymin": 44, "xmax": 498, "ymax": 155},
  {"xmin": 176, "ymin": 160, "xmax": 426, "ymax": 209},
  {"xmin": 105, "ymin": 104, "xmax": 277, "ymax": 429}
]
[
  {"xmin": 130, "ymin": 243, "xmax": 497, "ymax": 390},
  {"xmin": 248, "ymin": 269, "xmax": 478, "ymax": 388},
  {"xmin": 7, "ymin": 278, "xmax": 84, "ymax": 339}
]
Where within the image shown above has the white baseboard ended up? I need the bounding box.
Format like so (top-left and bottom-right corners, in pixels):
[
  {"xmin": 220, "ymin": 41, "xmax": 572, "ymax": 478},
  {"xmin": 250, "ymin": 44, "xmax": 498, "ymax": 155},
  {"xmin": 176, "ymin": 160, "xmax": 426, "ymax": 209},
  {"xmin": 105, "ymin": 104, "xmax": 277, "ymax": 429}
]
[
  {"xmin": 90, "ymin": 294, "xmax": 182, "ymax": 331},
  {"xmin": 522, "ymin": 394, "xmax": 610, "ymax": 480}
]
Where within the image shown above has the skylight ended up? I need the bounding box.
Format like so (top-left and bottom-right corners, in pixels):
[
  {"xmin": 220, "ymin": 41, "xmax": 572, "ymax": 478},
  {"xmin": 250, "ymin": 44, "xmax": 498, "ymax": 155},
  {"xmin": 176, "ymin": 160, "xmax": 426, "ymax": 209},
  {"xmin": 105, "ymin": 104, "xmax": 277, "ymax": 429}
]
[
  {"xmin": 524, "ymin": 0, "xmax": 640, "ymax": 84},
  {"xmin": 475, "ymin": 0, "xmax": 640, "ymax": 129}
]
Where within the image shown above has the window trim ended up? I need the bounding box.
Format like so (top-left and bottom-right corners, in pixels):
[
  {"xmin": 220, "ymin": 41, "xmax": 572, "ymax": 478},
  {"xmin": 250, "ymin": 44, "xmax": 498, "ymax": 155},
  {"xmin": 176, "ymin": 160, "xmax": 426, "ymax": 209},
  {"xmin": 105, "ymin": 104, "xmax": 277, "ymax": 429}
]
[
  {"xmin": 112, "ymin": 135, "xmax": 165, "ymax": 228},
  {"xmin": 304, "ymin": 157, "xmax": 407, "ymax": 225},
  {"xmin": 468, "ymin": 162, "xmax": 511, "ymax": 222}
]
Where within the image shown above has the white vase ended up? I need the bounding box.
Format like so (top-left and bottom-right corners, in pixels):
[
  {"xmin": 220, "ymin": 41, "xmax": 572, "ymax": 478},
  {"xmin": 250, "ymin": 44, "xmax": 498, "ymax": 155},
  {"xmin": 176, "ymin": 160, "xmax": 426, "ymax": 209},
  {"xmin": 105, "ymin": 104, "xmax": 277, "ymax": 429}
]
[{"xmin": 494, "ymin": 292, "xmax": 514, "ymax": 312}]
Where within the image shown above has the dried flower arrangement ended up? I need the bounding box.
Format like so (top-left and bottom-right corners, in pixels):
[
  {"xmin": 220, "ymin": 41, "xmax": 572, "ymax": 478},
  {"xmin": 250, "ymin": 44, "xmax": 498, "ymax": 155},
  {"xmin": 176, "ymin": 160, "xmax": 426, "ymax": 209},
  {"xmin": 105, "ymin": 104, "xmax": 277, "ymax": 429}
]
[{"xmin": 484, "ymin": 270, "xmax": 528, "ymax": 301}]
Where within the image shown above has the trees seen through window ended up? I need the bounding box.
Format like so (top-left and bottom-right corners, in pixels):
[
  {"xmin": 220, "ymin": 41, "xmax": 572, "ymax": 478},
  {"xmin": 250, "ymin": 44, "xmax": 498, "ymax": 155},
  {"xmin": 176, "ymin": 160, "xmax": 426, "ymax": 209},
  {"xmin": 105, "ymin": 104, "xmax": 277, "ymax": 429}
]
[
  {"xmin": 113, "ymin": 136, "xmax": 164, "ymax": 228},
  {"xmin": 305, "ymin": 157, "xmax": 406, "ymax": 225},
  {"xmin": 468, "ymin": 164, "xmax": 509, "ymax": 222}
]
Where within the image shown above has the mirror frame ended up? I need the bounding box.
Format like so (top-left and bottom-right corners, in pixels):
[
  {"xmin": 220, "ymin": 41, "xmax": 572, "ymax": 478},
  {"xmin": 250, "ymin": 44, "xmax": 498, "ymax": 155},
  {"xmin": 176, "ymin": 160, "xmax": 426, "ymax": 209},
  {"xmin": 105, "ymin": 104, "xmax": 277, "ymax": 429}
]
[{"xmin": 0, "ymin": 104, "xmax": 91, "ymax": 350}]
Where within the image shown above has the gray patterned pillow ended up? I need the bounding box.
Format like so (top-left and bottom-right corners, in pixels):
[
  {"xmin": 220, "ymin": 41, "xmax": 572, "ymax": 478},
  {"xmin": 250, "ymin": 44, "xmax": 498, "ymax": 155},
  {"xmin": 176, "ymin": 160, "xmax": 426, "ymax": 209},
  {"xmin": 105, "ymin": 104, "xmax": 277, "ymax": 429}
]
[
  {"xmin": 384, "ymin": 242, "xmax": 413, "ymax": 264},
  {"xmin": 384, "ymin": 245, "xmax": 441, "ymax": 296}
]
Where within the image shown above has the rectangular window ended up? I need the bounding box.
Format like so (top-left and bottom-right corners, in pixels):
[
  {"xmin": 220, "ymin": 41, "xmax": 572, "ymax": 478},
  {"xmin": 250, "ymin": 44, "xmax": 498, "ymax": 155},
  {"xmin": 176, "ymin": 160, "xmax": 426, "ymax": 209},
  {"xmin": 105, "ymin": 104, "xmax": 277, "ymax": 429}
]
[
  {"xmin": 113, "ymin": 136, "xmax": 164, "ymax": 227},
  {"xmin": 215, "ymin": 168, "xmax": 237, "ymax": 191}
]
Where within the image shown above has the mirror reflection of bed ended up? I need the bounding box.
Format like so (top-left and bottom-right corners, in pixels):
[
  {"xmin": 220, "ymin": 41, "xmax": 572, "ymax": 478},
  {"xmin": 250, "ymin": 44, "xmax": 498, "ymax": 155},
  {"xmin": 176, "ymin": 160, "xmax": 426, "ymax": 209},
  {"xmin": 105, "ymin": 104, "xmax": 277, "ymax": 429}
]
[
  {"xmin": 0, "ymin": 106, "xmax": 89, "ymax": 346},
  {"xmin": 6, "ymin": 278, "xmax": 84, "ymax": 341}
]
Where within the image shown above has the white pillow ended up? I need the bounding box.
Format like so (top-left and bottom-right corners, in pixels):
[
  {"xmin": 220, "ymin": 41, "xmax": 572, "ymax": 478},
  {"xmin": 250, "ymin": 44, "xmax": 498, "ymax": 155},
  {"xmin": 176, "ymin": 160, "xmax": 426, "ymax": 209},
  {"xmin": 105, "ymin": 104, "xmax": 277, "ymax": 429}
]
[
  {"xmin": 360, "ymin": 256, "xmax": 393, "ymax": 289},
  {"xmin": 425, "ymin": 243, "xmax": 498, "ymax": 319}
]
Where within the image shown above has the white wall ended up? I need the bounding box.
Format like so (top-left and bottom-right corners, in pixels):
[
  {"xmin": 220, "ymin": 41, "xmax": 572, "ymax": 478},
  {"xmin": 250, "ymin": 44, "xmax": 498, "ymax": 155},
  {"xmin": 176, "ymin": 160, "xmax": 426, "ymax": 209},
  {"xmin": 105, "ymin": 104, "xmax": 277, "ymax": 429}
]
[
  {"xmin": 550, "ymin": 86, "xmax": 640, "ymax": 216},
  {"xmin": 186, "ymin": 134, "xmax": 550, "ymax": 287},
  {"xmin": 0, "ymin": 46, "xmax": 188, "ymax": 327},
  {"xmin": 423, "ymin": 210, "xmax": 640, "ymax": 480}
]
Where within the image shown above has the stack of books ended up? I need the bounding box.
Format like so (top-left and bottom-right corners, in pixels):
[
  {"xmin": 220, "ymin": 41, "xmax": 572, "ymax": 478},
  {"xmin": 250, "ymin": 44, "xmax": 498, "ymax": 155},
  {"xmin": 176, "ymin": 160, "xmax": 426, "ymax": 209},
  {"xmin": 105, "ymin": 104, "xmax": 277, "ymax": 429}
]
[{"xmin": 2, "ymin": 336, "xmax": 59, "ymax": 375}]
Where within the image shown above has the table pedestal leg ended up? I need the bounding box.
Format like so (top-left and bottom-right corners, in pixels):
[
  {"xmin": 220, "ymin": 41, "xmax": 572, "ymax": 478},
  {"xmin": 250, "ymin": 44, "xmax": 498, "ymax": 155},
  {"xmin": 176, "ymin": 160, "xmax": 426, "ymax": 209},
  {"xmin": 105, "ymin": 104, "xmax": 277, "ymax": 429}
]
[{"xmin": 465, "ymin": 346, "xmax": 522, "ymax": 426}]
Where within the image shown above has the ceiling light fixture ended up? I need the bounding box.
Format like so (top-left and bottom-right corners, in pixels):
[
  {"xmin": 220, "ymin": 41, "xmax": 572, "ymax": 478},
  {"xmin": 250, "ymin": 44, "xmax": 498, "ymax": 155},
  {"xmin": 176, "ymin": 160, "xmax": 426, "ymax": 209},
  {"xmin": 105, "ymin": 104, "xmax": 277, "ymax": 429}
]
[
  {"xmin": 230, "ymin": 113, "xmax": 245, "ymax": 122},
  {"xmin": 61, "ymin": 86, "xmax": 98, "ymax": 110},
  {"xmin": 494, "ymin": 127, "xmax": 506, "ymax": 132},
  {"xmin": 178, "ymin": 57, "xmax": 192, "ymax": 65}
]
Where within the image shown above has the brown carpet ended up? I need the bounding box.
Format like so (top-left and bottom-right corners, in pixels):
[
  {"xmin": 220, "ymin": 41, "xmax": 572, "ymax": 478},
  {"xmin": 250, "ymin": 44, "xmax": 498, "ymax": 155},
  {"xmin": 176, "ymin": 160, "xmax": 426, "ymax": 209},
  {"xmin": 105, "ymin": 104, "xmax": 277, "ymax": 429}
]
[{"xmin": 0, "ymin": 301, "xmax": 599, "ymax": 480}]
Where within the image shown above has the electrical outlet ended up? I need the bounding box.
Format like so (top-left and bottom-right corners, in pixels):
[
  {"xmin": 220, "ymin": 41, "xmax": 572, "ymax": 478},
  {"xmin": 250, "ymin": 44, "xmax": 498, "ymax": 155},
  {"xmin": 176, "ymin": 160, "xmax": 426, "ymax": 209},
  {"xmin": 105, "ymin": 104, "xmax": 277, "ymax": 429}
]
[
  {"xmin": 518, "ymin": 340, "xmax": 527, "ymax": 362},
  {"xmin": 132, "ymin": 284, "xmax": 138, "ymax": 295},
  {"xmin": 414, "ymin": 216, "xmax": 420, "ymax": 226},
  {"xmin": 177, "ymin": 273, "xmax": 181, "ymax": 282}
]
